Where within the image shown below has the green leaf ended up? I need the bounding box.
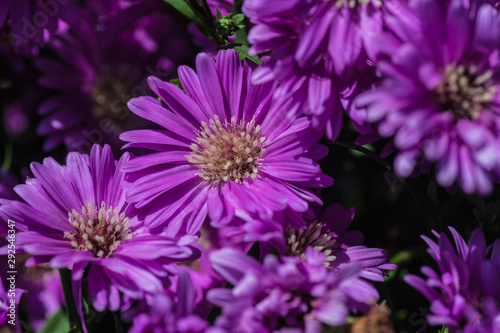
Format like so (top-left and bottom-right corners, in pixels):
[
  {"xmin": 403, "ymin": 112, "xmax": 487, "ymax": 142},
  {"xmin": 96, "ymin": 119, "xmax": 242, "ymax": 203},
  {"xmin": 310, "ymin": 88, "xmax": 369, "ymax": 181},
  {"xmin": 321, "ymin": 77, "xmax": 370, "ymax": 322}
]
[
  {"xmin": 234, "ymin": 45, "xmax": 261, "ymax": 65},
  {"xmin": 113, "ymin": 313, "xmax": 124, "ymax": 333},
  {"xmin": 2, "ymin": 142, "xmax": 13, "ymax": 171},
  {"xmin": 234, "ymin": 29, "xmax": 248, "ymax": 46},
  {"xmin": 59, "ymin": 269, "xmax": 83, "ymax": 333},
  {"xmin": 169, "ymin": 78, "xmax": 184, "ymax": 91},
  {"xmin": 216, "ymin": 12, "xmax": 248, "ymax": 38},
  {"xmin": 40, "ymin": 309, "xmax": 70, "ymax": 333},
  {"xmin": 438, "ymin": 326, "xmax": 449, "ymax": 333},
  {"xmin": 216, "ymin": 9, "xmax": 222, "ymax": 21},
  {"xmin": 163, "ymin": 0, "xmax": 205, "ymax": 32},
  {"xmin": 233, "ymin": 14, "xmax": 245, "ymax": 25}
]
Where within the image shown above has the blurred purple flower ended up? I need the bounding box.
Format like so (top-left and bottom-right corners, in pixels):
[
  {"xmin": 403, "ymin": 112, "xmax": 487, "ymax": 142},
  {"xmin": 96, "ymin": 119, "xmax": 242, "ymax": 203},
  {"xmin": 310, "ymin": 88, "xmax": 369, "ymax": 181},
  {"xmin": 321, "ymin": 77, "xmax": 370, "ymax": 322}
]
[
  {"xmin": 405, "ymin": 227, "xmax": 500, "ymax": 332},
  {"xmin": 35, "ymin": 0, "xmax": 194, "ymax": 153},
  {"xmin": 120, "ymin": 49, "xmax": 332, "ymax": 237},
  {"xmin": 208, "ymin": 247, "xmax": 380, "ymax": 332},
  {"xmin": 3, "ymin": 103, "xmax": 28, "ymax": 136},
  {"xmin": 127, "ymin": 269, "xmax": 209, "ymax": 333},
  {"xmin": 0, "ymin": 144, "xmax": 199, "ymax": 315},
  {"xmin": 22, "ymin": 268, "xmax": 63, "ymax": 331},
  {"xmin": 356, "ymin": 0, "xmax": 500, "ymax": 195},
  {"xmin": 242, "ymin": 0, "xmax": 392, "ymax": 138}
]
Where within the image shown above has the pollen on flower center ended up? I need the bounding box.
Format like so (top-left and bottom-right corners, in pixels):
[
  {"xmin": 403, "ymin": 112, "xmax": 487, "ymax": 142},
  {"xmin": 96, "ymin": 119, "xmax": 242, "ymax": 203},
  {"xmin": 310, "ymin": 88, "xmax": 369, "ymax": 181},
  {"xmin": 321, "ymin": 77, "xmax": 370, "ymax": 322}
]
[
  {"xmin": 186, "ymin": 115, "xmax": 266, "ymax": 186},
  {"xmin": 285, "ymin": 222, "xmax": 337, "ymax": 266},
  {"xmin": 335, "ymin": 0, "xmax": 381, "ymax": 8},
  {"xmin": 435, "ymin": 64, "xmax": 496, "ymax": 120},
  {"xmin": 64, "ymin": 201, "xmax": 132, "ymax": 258}
]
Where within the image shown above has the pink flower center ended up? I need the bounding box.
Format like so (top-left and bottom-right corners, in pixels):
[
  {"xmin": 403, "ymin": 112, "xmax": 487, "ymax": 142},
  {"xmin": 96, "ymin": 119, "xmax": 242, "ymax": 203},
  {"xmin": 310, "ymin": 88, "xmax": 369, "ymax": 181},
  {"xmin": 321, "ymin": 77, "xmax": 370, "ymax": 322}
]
[
  {"xmin": 64, "ymin": 201, "xmax": 132, "ymax": 258},
  {"xmin": 187, "ymin": 115, "xmax": 266, "ymax": 186}
]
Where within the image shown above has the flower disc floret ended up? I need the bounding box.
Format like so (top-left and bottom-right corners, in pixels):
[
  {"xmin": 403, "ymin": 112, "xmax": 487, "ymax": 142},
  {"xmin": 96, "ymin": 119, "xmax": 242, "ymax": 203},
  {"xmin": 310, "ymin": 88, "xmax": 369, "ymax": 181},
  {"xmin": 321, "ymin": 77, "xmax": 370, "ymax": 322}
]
[
  {"xmin": 335, "ymin": 0, "xmax": 381, "ymax": 9},
  {"xmin": 186, "ymin": 115, "xmax": 266, "ymax": 186},
  {"xmin": 65, "ymin": 201, "xmax": 132, "ymax": 258},
  {"xmin": 435, "ymin": 64, "xmax": 496, "ymax": 120},
  {"xmin": 285, "ymin": 222, "xmax": 337, "ymax": 265},
  {"xmin": 120, "ymin": 50, "xmax": 332, "ymax": 234},
  {"xmin": 0, "ymin": 144, "xmax": 199, "ymax": 314}
]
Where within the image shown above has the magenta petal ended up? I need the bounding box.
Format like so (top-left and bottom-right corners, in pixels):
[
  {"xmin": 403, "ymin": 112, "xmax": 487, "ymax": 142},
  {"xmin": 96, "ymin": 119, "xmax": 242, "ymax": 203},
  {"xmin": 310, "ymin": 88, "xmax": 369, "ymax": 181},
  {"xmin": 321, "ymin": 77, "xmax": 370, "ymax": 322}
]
[
  {"xmin": 196, "ymin": 53, "xmax": 227, "ymax": 119},
  {"xmin": 127, "ymin": 96, "xmax": 197, "ymax": 140},
  {"xmin": 50, "ymin": 251, "xmax": 96, "ymax": 269},
  {"xmin": 126, "ymin": 165, "xmax": 197, "ymax": 207}
]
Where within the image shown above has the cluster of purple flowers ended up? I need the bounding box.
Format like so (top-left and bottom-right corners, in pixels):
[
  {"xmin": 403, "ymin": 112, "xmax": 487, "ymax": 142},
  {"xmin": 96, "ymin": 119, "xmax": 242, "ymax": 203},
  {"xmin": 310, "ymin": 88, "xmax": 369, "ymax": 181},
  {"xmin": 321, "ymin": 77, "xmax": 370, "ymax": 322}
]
[
  {"xmin": 244, "ymin": 0, "xmax": 500, "ymax": 196},
  {"xmin": 0, "ymin": 0, "xmax": 500, "ymax": 332},
  {"xmin": 406, "ymin": 228, "xmax": 500, "ymax": 332}
]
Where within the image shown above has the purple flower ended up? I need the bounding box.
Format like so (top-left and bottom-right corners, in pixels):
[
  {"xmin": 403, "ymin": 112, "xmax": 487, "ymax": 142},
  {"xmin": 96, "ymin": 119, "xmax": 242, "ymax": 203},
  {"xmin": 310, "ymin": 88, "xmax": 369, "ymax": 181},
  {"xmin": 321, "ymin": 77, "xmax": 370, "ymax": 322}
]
[
  {"xmin": 0, "ymin": 144, "xmax": 199, "ymax": 314},
  {"xmin": 405, "ymin": 227, "xmax": 500, "ymax": 332},
  {"xmin": 356, "ymin": 0, "xmax": 500, "ymax": 195},
  {"xmin": 242, "ymin": 0, "xmax": 391, "ymax": 138},
  {"xmin": 120, "ymin": 49, "xmax": 332, "ymax": 237},
  {"xmin": 209, "ymin": 202, "xmax": 397, "ymax": 280},
  {"xmin": 285, "ymin": 203, "xmax": 397, "ymax": 281},
  {"xmin": 208, "ymin": 247, "xmax": 380, "ymax": 332},
  {"xmin": 127, "ymin": 269, "xmax": 209, "ymax": 333},
  {"xmin": 35, "ymin": 1, "xmax": 194, "ymax": 152}
]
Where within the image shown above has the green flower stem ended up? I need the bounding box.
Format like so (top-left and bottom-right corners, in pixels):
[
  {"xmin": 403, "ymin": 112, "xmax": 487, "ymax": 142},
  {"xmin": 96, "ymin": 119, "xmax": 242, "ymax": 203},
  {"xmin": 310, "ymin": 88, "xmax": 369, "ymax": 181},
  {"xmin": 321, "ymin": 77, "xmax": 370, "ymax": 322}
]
[{"xmin": 59, "ymin": 269, "xmax": 84, "ymax": 333}]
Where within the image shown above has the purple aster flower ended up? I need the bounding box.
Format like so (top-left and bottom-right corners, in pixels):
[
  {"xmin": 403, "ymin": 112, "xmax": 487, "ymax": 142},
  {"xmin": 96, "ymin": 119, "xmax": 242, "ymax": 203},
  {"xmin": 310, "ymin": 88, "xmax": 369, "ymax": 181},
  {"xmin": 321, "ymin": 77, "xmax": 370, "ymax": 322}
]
[
  {"xmin": 126, "ymin": 269, "xmax": 209, "ymax": 333},
  {"xmin": 285, "ymin": 203, "xmax": 397, "ymax": 281},
  {"xmin": 120, "ymin": 49, "xmax": 333, "ymax": 237},
  {"xmin": 208, "ymin": 247, "xmax": 380, "ymax": 332},
  {"xmin": 405, "ymin": 227, "xmax": 500, "ymax": 332},
  {"xmin": 35, "ymin": 1, "xmax": 194, "ymax": 152},
  {"xmin": 0, "ymin": 144, "xmax": 199, "ymax": 317},
  {"xmin": 356, "ymin": 0, "xmax": 500, "ymax": 195},
  {"xmin": 242, "ymin": 0, "xmax": 394, "ymax": 138},
  {"xmin": 204, "ymin": 202, "xmax": 396, "ymax": 282}
]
